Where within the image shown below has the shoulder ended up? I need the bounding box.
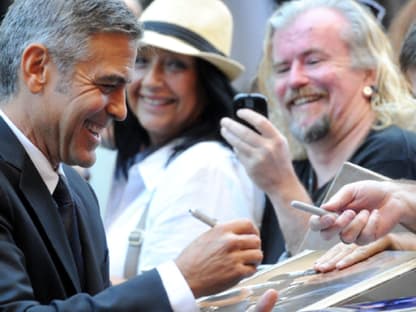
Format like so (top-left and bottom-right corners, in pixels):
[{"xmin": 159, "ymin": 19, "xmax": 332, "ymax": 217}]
[
  {"xmin": 164, "ymin": 141, "xmax": 248, "ymax": 181},
  {"xmin": 358, "ymin": 126, "xmax": 416, "ymax": 155},
  {"xmin": 368, "ymin": 125, "xmax": 416, "ymax": 141},
  {"xmin": 172, "ymin": 141, "xmax": 234, "ymax": 165},
  {"xmin": 350, "ymin": 126, "xmax": 416, "ymax": 179}
]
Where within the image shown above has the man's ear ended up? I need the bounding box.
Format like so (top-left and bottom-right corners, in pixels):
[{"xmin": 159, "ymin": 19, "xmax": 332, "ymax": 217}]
[{"xmin": 21, "ymin": 43, "xmax": 50, "ymax": 93}]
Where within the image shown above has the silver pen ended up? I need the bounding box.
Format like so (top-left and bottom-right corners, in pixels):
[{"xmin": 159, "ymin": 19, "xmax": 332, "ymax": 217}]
[
  {"xmin": 189, "ymin": 209, "xmax": 217, "ymax": 227},
  {"xmin": 291, "ymin": 200, "xmax": 338, "ymax": 217}
]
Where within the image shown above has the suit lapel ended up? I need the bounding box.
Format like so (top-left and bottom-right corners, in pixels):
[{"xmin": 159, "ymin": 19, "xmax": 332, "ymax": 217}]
[
  {"xmin": 63, "ymin": 165, "xmax": 108, "ymax": 291},
  {"xmin": 0, "ymin": 117, "xmax": 82, "ymax": 292},
  {"xmin": 71, "ymin": 189, "xmax": 104, "ymax": 289}
]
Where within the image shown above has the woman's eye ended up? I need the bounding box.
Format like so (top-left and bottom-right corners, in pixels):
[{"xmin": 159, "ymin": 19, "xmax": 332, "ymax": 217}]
[
  {"xmin": 135, "ymin": 56, "xmax": 149, "ymax": 68},
  {"xmin": 166, "ymin": 59, "xmax": 187, "ymax": 71}
]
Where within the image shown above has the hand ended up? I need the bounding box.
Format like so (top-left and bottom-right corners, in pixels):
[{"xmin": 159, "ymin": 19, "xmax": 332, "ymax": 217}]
[
  {"xmin": 309, "ymin": 180, "xmax": 410, "ymax": 244},
  {"xmin": 220, "ymin": 109, "xmax": 295, "ymax": 194},
  {"xmin": 314, "ymin": 231, "xmax": 416, "ymax": 272},
  {"xmin": 249, "ymin": 289, "xmax": 278, "ymax": 312},
  {"xmin": 221, "ymin": 109, "xmax": 313, "ymax": 254},
  {"xmin": 175, "ymin": 219, "xmax": 263, "ymax": 298},
  {"xmin": 313, "ymin": 237, "xmax": 392, "ymax": 272}
]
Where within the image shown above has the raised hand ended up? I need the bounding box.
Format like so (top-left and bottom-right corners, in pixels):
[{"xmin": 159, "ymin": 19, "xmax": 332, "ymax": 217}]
[{"xmin": 220, "ymin": 109, "xmax": 295, "ymax": 194}]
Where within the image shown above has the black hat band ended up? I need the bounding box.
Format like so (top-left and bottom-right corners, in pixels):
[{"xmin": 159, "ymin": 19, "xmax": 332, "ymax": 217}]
[{"xmin": 142, "ymin": 21, "xmax": 226, "ymax": 57}]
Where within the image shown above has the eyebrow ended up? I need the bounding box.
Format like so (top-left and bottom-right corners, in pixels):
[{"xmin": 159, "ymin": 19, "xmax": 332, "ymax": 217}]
[
  {"xmin": 273, "ymin": 48, "xmax": 325, "ymax": 64},
  {"xmin": 96, "ymin": 74, "xmax": 131, "ymax": 85}
]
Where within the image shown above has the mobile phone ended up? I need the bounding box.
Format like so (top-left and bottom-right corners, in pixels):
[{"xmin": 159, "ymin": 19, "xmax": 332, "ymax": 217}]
[
  {"xmin": 232, "ymin": 93, "xmax": 268, "ymax": 132},
  {"xmin": 291, "ymin": 200, "xmax": 338, "ymax": 217}
]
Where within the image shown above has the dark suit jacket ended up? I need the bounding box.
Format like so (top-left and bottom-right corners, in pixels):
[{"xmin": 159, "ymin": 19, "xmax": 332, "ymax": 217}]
[{"xmin": 0, "ymin": 117, "xmax": 172, "ymax": 311}]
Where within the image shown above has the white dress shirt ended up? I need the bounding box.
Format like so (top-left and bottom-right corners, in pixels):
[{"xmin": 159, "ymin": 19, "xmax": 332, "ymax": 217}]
[{"xmin": 106, "ymin": 140, "xmax": 264, "ymax": 274}]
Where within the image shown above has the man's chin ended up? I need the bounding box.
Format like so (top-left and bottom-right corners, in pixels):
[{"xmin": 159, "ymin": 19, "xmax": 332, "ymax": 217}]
[
  {"xmin": 70, "ymin": 152, "xmax": 96, "ymax": 168},
  {"xmin": 291, "ymin": 118, "xmax": 330, "ymax": 144},
  {"xmin": 291, "ymin": 126, "xmax": 330, "ymax": 144}
]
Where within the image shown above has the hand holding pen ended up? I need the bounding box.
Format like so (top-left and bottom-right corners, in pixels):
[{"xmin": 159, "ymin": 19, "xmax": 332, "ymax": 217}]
[{"xmin": 176, "ymin": 215, "xmax": 262, "ymax": 298}]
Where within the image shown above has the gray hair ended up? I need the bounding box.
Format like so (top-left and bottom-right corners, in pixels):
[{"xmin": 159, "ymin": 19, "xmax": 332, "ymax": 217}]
[
  {"xmin": 0, "ymin": 0, "xmax": 142, "ymax": 99},
  {"xmin": 257, "ymin": 0, "xmax": 416, "ymax": 159}
]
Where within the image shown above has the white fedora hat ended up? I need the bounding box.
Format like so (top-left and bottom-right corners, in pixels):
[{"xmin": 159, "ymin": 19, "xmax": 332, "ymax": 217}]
[{"xmin": 139, "ymin": 0, "xmax": 245, "ymax": 81}]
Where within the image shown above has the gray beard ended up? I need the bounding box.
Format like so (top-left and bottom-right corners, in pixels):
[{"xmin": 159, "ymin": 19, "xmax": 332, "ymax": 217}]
[{"xmin": 290, "ymin": 115, "xmax": 330, "ymax": 144}]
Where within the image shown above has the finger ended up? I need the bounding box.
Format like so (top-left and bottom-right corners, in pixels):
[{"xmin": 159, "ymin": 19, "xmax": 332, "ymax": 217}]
[
  {"xmin": 231, "ymin": 234, "xmax": 261, "ymax": 251},
  {"xmin": 220, "ymin": 124, "xmax": 258, "ymax": 157},
  {"xmin": 253, "ymin": 289, "xmax": 278, "ymax": 312},
  {"xmin": 340, "ymin": 210, "xmax": 370, "ymax": 244},
  {"xmin": 309, "ymin": 214, "xmax": 337, "ymax": 231},
  {"xmin": 232, "ymin": 250, "xmax": 263, "ymax": 275},
  {"xmin": 221, "ymin": 116, "xmax": 259, "ymax": 140},
  {"xmin": 220, "ymin": 117, "xmax": 270, "ymax": 161},
  {"xmin": 236, "ymin": 109, "xmax": 273, "ymax": 137},
  {"xmin": 356, "ymin": 209, "xmax": 380, "ymax": 245},
  {"xmin": 222, "ymin": 219, "xmax": 260, "ymax": 236},
  {"xmin": 335, "ymin": 237, "xmax": 390, "ymax": 270},
  {"xmin": 321, "ymin": 184, "xmax": 357, "ymax": 213},
  {"xmin": 241, "ymin": 249, "xmax": 264, "ymax": 266},
  {"xmin": 315, "ymin": 242, "xmax": 354, "ymax": 264},
  {"xmin": 335, "ymin": 248, "xmax": 369, "ymax": 270},
  {"xmin": 314, "ymin": 243, "xmax": 357, "ymax": 272},
  {"xmin": 319, "ymin": 210, "xmax": 356, "ymax": 241}
]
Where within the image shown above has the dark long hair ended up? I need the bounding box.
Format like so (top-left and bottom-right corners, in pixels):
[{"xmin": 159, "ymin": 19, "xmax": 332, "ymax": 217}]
[{"xmin": 114, "ymin": 58, "xmax": 237, "ymax": 178}]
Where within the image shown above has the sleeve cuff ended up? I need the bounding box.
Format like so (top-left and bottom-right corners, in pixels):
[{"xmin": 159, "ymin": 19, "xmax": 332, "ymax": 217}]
[{"xmin": 157, "ymin": 261, "xmax": 200, "ymax": 312}]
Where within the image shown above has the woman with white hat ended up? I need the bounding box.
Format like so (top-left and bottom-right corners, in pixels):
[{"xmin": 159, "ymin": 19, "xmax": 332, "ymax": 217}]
[{"xmin": 104, "ymin": 0, "xmax": 265, "ymax": 282}]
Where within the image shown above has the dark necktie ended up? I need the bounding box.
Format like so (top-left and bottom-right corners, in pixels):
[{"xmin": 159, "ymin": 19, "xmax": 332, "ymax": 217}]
[{"xmin": 53, "ymin": 175, "xmax": 84, "ymax": 287}]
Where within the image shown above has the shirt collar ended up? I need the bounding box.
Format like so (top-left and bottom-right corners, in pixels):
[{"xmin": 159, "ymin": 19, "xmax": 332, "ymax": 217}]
[
  {"xmin": 132, "ymin": 142, "xmax": 177, "ymax": 191},
  {"xmin": 0, "ymin": 109, "xmax": 60, "ymax": 193}
]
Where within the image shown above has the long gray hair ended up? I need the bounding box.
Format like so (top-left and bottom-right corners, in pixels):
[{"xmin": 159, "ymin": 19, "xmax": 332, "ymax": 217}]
[{"xmin": 257, "ymin": 0, "xmax": 416, "ymax": 159}]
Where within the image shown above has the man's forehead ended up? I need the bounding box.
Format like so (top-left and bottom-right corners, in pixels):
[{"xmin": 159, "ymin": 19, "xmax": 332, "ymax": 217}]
[
  {"xmin": 277, "ymin": 7, "xmax": 348, "ymax": 39},
  {"xmin": 272, "ymin": 8, "xmax": 348, "ymax": 55},
  {"xmin": 65, "ymin": 35, "xmax": 135, "ymax": 87}
]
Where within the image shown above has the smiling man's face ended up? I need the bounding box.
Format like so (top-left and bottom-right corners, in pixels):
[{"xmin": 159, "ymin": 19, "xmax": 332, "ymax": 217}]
[{"xmin": 271, "ymin": 7, "xmax": 374, "ymax": 144}]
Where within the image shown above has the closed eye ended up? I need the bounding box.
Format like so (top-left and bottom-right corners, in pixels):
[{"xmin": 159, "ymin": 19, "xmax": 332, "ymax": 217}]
[
  {"xmin": 273, "ymin": 63, "xmax": 290, "ymax": 75},
  {"xmin": 99, "ymin": 84, "xmax": 118, "ymax": 94},
  {"xmin": 306, "ymin": 58, "xmax": 322, "ymax": 65}
]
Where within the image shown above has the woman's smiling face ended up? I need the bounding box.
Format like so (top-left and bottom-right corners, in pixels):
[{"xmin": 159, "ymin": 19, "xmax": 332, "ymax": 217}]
[{"xmin": 127, "ymin": 47, "xmax": 202, "ymax": 146}]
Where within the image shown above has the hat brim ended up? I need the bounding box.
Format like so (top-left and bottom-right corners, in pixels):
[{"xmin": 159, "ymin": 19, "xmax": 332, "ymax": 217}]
[{"xmin": 139, "ymin": 31, "xmax": 245, "ymax": 81}]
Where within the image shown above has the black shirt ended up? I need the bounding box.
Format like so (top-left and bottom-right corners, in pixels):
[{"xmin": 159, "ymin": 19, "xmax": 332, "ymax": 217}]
[{"xmin": 294, "ymin": 125, "xmax": 416, "ymax": 205}]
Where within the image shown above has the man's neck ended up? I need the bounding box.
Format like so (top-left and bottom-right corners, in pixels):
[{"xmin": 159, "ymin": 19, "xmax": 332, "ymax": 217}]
[{"xmin": 305, "ymin": 113, "xmax": 375, "ymax": 188}]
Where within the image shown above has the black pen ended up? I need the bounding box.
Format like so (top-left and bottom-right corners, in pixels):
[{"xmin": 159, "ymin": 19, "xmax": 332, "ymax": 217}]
[{"xmin": 189, "ymin": 209, "xmax": 217, "ymax": 227}]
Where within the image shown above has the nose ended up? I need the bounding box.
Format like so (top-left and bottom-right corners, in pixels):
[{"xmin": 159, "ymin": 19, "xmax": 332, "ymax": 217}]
[
  {"xmin": 141, "ymin": 62, "xmax": 164, "ymax": 88},
  {"xmin": 288, "ymin": 62, "xmax": 309, "ymax": 89},
  {"xmin": 107, "ymin": 89, "xmax": 127, "ymax": 121}
]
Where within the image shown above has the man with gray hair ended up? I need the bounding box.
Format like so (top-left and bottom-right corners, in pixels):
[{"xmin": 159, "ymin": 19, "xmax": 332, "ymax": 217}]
[
  {"xmin": 0, "ymin": 0, "xmax": 277, "ymax": 311},
  {"xmin": 221, "ymin": 0, "xmax": 416, "ymax": 261}
]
